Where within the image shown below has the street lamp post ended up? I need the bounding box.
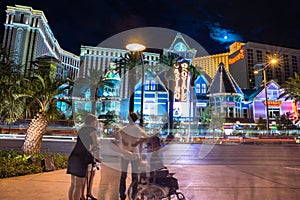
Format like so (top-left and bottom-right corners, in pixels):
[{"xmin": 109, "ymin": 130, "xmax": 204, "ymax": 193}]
[
  {"xmin": 254, "ymin": 58, "xmax": 278, "ymax": 131},
  {"xmin": 263, "ymin": 68, "xmax": 269, "ymax": 130},
  {"xmin": 126, "ymin": 43, "xmax": 146, "ymax": 127}
]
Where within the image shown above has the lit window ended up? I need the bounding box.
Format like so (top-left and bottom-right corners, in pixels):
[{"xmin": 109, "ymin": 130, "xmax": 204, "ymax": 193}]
[
  {"xmin": 151, "ymin": 80, "xmax": 156, "ymax": 90},
  {"xmin": 195, "ymin": 84, "xmax": 200, "ymax": 93},
  {"xmin": 145, "ymin": 80, "xmax": 150, "ymax": 90},
  {"xmin": 201, "ymin": 84, "xmax": 206, "ymax": 93},
  {"xmin": 268, "ymin": 90, "xmax": 278, "ymax": 99},
  {"xmin": 272, "ymin": 90, "xmax": 278, "ymax": 98},
  {"xmin": 268, "ymin": 108, "xmax": 280, "ymax": 119}
]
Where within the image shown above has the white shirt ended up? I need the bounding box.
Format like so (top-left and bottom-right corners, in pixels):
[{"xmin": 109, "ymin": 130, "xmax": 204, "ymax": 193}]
[{"xmin": 117, "ymin": 123, "xmax": 149, "ymax": 154}]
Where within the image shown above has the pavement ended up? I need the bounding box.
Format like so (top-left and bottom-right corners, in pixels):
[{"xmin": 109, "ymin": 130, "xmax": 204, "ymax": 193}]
[
  {"xmin": 1, "ymin": 163, "xmax": 194, "ymax": 200},
  {"xmin": 1, "ymin": 162, "xmax": 300, "ymax": 200},
  {"xmin": 0, "ymin": 163, "xmax": 185, "ymax": 200}
]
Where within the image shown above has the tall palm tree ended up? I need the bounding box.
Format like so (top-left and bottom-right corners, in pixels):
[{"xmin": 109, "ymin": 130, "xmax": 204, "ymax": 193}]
[
  {"xmin": 21, "ymin": 70, "xmax": 71, "ymax": 154},
  {"xmin": 188, "ymin": 64, "xmax": 202, "ymax": 88},
  {"xmin": 278, "ymin": 73, "xmax": 300, "ymax": 125},
  {"xmin": 59, "ymin": 77, "xmax": 75, "ymax": 125},
  {"xmin": 279, "ymin": 73, "xmax": 300, "ymax": 102},
  {"xmin": 159, "ymin": 55, "xmax": 202, "ymax": 138},
  {"xmin": 0, "ymin": 46, "xmax": 25, "ymax": 122},
  {"xmin": 188, "ymin": 64, "xmax": 202, "ymax": 126},
  {"xmin": 86, "ymin": 67, "xmax": 107, "ymax": 114},
  {"xmin": 115, "ymin": 52, "xmax": 141, "ymax": 113},
  {"xmin": 73, "ymin": 68, "xmax": 112, "ymax": 119},
  {"xmin": 158, "ymin": 54, "xmax": 179, "ymax": 137}
]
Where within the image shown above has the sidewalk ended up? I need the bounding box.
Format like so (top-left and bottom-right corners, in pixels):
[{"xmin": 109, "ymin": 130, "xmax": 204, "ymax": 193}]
[
  {"xmin": 0, "ymin": 164, "xmax": 124, "ymax": 200},
  {"xmin": 1, "ymin": 168, "xmax": 71, "ymax": 200},
  {"xmin": 0, "ymin": 164, "xmax": 192, "ymax": 200}
]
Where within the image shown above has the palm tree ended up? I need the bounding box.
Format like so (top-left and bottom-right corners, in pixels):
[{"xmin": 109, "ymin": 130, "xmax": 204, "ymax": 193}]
[
  {"xmin": 188, "ymin": 64, "xmax": 202, "ymax": 130},
  {"xmin": 59, "ymin": 77, "xmax": 75, "ymax": 126},
  {"xmin": 158, "ymin": 54, "xmax": 179, "ymax": 137},
  {"xmin": 188, "ymin": 64, "xmax": 202, "ymax": 88},
  {"xmin": 280, "ymin": 73, "xmax": 300, "ymax": 102},
  {"xmin": 85, "ymin": 67, "xmax": 107, "ymax": 114},
  {"xmin": 0, "ymin": 46, "xmax": 25, "ymax": 122},
  {"xmin": 21, "ymin": 67, "xmax": 72, "ymax": 154},
  {"xmin": 115, "ymin": 51, "xmax": 141, "ymax": 113},
  {"xmin": 159, "ymin": 55, "xmax": 202, "ymax": 139}
]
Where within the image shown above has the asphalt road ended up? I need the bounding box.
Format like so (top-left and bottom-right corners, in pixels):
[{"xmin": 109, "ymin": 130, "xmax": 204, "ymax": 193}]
[
  {"xmin": 155, "ymin": 143, "xmax": 300, "ymax": 200},
  {"xmin": 162, "ymin": 143, "xmax": 300, "ymax": 165}
]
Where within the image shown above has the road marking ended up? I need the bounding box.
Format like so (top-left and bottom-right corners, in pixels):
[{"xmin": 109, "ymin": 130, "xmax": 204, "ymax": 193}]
[{"xmin": 284, "ymin": 167, "xmax": 300, "ymax": 171}]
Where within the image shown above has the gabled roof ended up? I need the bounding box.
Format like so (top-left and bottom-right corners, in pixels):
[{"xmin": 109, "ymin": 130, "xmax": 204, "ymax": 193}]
[
  {"xmin": 164, "ymin": 32, "xmax": 197, "ymax": 55},
  {"xmin": 208, "ymin": 62, "xmax": 243, "ymax": 96},
  {"xmin": 195, "ymin": 71, "xmax": 212, "ymax": 86},
  {"xmin": 169, "ymin": 32, "xmax": 192, "ymax": 50},
  {"xmin": 248, "ymin": 80, "xmax": 285, "ymax": 101}
]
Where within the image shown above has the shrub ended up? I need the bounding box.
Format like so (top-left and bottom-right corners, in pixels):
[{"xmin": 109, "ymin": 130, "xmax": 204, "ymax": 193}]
[{"xmin": 0, "ymin": 150, "xmax": 68, "ymax": 178}]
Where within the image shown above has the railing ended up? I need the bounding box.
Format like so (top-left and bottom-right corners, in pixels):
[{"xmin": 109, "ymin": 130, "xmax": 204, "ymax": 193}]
[
  {"xmin": 0, "ymin": 134, "xmax": 76, "ymax": 141},
  {"xmin": 0, "ymin": 125, "xmax": 77, "ymax": 136},
  {"xmin": 0, "ymin": 134, "xmax": 116, "ymax": 142}
]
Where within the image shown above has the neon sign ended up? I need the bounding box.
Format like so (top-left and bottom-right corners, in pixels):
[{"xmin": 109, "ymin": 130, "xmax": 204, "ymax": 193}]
[
  {"xmin": 229, "ymin": 49, "xmax": 244, "ymax": 64},
  {"xmin": 174, "ymin": 61, "xmax": 188, "ymax": 101},
  {"xmin": 264, "ymin": 100, "xmax": 282, "ymax": 106}
]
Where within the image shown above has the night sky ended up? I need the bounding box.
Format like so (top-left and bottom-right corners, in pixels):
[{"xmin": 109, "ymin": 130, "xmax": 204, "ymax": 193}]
[{"xmin": 1, "ymin": 0, "xmax": 299, "ymax": 56}]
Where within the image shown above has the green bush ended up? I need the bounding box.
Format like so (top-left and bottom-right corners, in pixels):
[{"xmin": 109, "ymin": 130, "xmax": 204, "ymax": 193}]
[{"xmin": 0, "ymin": 150, "xmax": 68, "ymax": 178}]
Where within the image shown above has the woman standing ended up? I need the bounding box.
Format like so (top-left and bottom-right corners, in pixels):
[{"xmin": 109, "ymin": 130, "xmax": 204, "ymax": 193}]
[{"xmin": 67, "ymin": 113, "xmax": 99, "ymax": 200}]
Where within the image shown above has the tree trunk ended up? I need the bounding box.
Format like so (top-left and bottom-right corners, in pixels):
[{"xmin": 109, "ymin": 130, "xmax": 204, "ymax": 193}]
[
  {"xmin": 90, "ymin": 86, "xmax": 97, "ymax": 114},
  {"xmin": 128, "ymin": 69, "xmax": 137, "ymax": 113},
  {"xmin": 168, "ymin": 88, "xmax": 174, "ymax": 135},
  {"xmin": 22, "ymin": 112, "xmax": 48, "ymax": 154},
  {"xmin": 129, "ymin": 93, "xmax": 135, "ymax": 113}
]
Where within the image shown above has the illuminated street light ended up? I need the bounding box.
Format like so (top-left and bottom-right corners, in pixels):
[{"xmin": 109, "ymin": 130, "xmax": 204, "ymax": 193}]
[
  {"xmin": 254, "ymin": 58, "xmax": 278, "ymax": 131},
  {"xmin": 126, "ymin": 43, "xmax": 146, "ymax": 127},
  {"xmin": 125, "ymin": 43, "xmax": 146, "ymax": 52}
]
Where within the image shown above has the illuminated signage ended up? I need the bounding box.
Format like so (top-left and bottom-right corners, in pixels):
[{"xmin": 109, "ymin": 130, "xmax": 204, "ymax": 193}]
[
  {"xmin": 174, "ymin": 61, "xmax": 188, "ymax": 101},
  {"xmin": 229, "ymin": 49, "xmax": 244, "ymax": 64},
  {"xmin": 264, "ymin": 101, "xmax": 282, "ymax": 106},
  {"xmin": 196, "ymin": 102, "xmax": 207, "ymax": 107}
]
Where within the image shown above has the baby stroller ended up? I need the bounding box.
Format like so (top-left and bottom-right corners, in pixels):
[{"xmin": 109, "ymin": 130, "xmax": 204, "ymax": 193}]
[{"xmin": 127, "ymin": 166, "xmax": 186, "ymax": 200}]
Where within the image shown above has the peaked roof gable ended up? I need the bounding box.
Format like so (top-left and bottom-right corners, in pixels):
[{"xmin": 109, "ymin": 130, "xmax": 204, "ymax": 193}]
[
  {"xmin": 165, "ymin": 32, "xmax": 198, "ymax": 54},
  {"xmin": 252, "ymin": 80, "xmax": 286, "ymax": 100},
  {"xmin": 208, "ymin": 62, "xmax": 243, "ymax": 95},
  {"xmin": 163, "ymin": 33, "xmax": 197, "ymax": 64},
  {"xmin": 136, "ymin": 72, "xmax": 169, "ymax": 92},
  {"xmin": 169, "ymin": 32, "xmax": 192, "ymax": 50},
  {"xmin": 195, "ymin": 71, "xmax": 212, "ymax": 86}
]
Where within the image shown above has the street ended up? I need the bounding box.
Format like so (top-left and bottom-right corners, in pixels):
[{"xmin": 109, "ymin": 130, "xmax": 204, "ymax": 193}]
[{"xmin": 162, "ymin": 143, "xmax": 300, "ymax": 199}]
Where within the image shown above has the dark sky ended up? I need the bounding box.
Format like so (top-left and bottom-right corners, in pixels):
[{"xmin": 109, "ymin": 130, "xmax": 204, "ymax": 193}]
[{"xmin": 1, "ymin": 0, "xmax": 299, "ymax": 56}]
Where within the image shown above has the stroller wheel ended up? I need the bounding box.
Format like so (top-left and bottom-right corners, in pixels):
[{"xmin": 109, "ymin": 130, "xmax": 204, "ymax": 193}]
[
  {"xmin": 175, "ymin": 192, "xmax": 186, "ymax": 200},
  {"xmin": 134, "ymin": 184, "xmax": 167, "ymax": 200},
  {"xmin": 167, "ymin": 192, "xmax": 186, "ymax": 200}
]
